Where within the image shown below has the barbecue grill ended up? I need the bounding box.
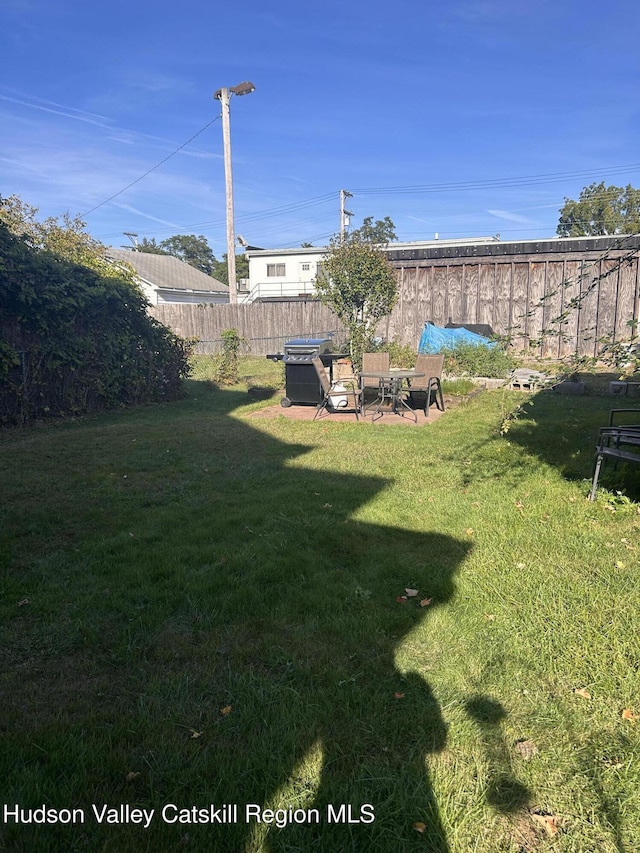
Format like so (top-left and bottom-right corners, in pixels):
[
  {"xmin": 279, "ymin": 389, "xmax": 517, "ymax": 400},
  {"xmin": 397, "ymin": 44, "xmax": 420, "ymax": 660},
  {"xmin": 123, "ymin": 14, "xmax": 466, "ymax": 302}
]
[{"xmin": 267, "ymin": 336, "xmax": 347, "ymax": 407}]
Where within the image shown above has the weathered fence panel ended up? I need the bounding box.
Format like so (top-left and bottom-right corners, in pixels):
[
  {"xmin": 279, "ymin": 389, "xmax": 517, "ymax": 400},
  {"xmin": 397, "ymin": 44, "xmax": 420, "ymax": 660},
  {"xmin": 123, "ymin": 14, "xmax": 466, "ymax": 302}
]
[
  {"xmin": 388, "ymin": 247, "xmax": 640, "ymax": 356},
  {"xmin": 149, "ymin": 245, "xmax": 640, "ymax": 359},
  {"xmin": 561, "ymin": 261, "xmax": 582, "ymax": 355},
  {"xmin": 464, "ymin": 263, "xmax": 479, "ymax": 326},
  {"xmin": 149, "ymin": 302, "xmax": 345, "ymax": 355},
  {"xmin": 511, "ymin": 263, "xmax": 529, "ymax": 351}
]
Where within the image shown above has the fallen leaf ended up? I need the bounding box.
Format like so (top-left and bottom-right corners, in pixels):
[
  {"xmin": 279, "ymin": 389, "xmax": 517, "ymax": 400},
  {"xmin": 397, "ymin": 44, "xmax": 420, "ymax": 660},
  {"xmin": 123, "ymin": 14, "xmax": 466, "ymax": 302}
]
[
  {"xmin": 405, "ymin": 588, "xmax": 419, "ymax": 597},
  {"xmin": 515, "ymin": 739, "xmax": 539, "ymax": 760},
  {"xmin": 621, "ymin": 708, "xmax": 638, "ymax": 722},
  {"xmin": 532, "ymin": 813, "xmax": 558, "ymax": 837},
  {"xmin": 484, "ymin": 613, "xmax": 496, "ymax": 621},
  {"xmin": 190, "ymin": 729, "xmax": 203, "ymax": 738},
  {"xmin": 126, "ymin": 771, "xmax": 141, "ymax": 781},
  {"xmin": 419, "ymin": 598, "xmax": 433, "ymax": 607},
  {"xmin": 413, "ymin": 821, "xmax": 426, "ymax": 833},
  {"xmin": 220, "ymin": 706, "xmax": 232, "ymax": 716},
  {"xmin": 394, "ymin": 692, "xmax": 405, "ymax": 699},
  {"xmin": 465, "ymin": 528, "xmax": 474, "ymax": 535},
  {"xmin": 396, "ymin": 596, "xmax": 408, "ymax": 603},
  {"xmin": 17, "ymin": 598, "xmax": 31, "ymax": 607},
  {"xmin": 574, "ymin": 687, "xmax": 591, "ymax": 699},
  {"xmin": 323, "ymin": 503, "xmax": 332, "ymax": 508}
]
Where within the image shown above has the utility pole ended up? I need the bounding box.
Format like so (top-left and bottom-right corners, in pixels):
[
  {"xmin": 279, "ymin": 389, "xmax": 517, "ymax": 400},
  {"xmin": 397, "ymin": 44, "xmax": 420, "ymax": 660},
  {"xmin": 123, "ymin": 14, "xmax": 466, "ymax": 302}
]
[
  {"xmin": 215, "ymin": 88, "xmax": 237, "ymax": 303},
  {"xmin": 340, "ymin": 189, "xmax": 353, "ymax": 243},
  {"xmin": 213, "ymin": 82, "xmax": 255, "ymax": 304}
]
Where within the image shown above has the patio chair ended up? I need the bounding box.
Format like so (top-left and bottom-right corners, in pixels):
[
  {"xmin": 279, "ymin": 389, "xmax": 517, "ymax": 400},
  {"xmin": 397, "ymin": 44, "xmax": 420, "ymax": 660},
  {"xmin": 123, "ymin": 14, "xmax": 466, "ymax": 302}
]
[
  {"xmin": 361, "ymin": 352, "xmax": 391, "ymax": 411},
  {"xmin": 609, "ymin": 408, "xmax": 640, "ymax": 429},
  {"xmin": 589, "ymin": 425, "xmax": 640, "ymax": 500},
  {"xmin": 312, "ymin": 357, "xmax": 360, "ymax": 421},
  {"xmin": 407, "ymin": 353, "xmax": 445, "ymax": 417}
]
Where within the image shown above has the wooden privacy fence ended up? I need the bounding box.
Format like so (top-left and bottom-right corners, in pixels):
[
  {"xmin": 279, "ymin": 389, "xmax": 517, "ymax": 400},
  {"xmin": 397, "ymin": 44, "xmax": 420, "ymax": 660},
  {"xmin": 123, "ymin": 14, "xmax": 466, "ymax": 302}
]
[
  {"xmin": 148, "ymin": 302, "xmax": 345, "ymax": 355},
  {"xmin": 149, "ymin": 240, "xmax": 640, "ymax": 359},
  {"xmin": 385, "ymin": 244, "xmax": 640, "ymax": 357}
]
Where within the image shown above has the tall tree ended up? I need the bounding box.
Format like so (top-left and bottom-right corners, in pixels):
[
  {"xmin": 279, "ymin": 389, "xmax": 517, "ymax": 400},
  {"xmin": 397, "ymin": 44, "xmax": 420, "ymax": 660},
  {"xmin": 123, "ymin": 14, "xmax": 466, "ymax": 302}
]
[
  {"xmin": 557, "ymin": 182, "xmax": 640, "ymax": 236},
  {"xmin": 158, "ymin": 234, "xmax": 216, "ymax": 275},
  {"xmin": 0, "ymin": 194, "xmax": 135, "ymax": 284},
  {"xmin": 135, "ymin": 237, "xmax": 167, "ymax": 254},
  {"xmin": 315, "ymin": 232, "xmax": 398, "ymax": 369},
  {"xmin": 349, "ymin": 215, "xmax": 397, "ymax": 244},
  {"xmin": 211, "ymin": 253, "xmax": 248, "ymax": 286}
]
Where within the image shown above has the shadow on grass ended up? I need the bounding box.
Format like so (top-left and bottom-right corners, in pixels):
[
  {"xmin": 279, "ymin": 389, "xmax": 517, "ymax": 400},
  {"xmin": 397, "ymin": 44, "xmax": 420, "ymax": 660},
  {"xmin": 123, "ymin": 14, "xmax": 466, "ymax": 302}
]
[
  {"xmin": 502, "ymin": 381, "xmax": 640, "ymax": 498},
  {"xmin": 0, "ymin": 386, "xmax": 471, "ymax": 852},
  {"xmin": 464, "ymin": 696, "xmax": 530, "ymax": 814}
]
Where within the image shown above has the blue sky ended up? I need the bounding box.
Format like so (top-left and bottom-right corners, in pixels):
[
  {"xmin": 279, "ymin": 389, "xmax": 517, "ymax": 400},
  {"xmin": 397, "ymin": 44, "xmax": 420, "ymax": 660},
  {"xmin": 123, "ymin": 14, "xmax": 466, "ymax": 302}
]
[{"xmin": 2, "ymin": 0, "xmax": 639, "ymax": 257}]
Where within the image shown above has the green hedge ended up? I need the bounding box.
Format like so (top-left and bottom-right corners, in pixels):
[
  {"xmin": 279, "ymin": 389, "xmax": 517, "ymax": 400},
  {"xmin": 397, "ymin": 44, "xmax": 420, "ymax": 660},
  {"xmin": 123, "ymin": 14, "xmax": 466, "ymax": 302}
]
[
  {"xmin": 0, "ymin": 223, "xmax": 191, "ymax": 424},
  {"xmin": 442, "ymin": 341, "xmax": 517, "ymax": 378}
]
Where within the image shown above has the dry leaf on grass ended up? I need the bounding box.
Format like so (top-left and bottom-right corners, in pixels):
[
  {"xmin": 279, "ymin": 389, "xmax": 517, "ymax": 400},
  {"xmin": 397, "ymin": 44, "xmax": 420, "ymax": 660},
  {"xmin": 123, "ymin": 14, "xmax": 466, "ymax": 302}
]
[
  {"xmin": 419, "ymin": 598, "xmax": 433, "ymax": 607},
  {"xmin": 190, "ymin": 729, "xmax": 203, "ymax": 738},
  {"xmin": 405, "ymin": 588, "xmax": 419, "ymax": 597},
  {"xmin": 531, "ymin": 813, "xmax": 559, "ymax": 837},
  {"xmin": 220, "ymin": 706, "xmax": 232, "ymax": 716},
  {"xmin": 514, "ymin": 739, "xmax": 539, "ymax": 760},
  {"xmin": 484, "ymin": 613, "xmax": 496, "ymax": 621},
  {"xmin": 126, "ymin": 772, "xmax": 141, "ymax": 781},
  {"xmin": 394, "ymin": 692, "xmax": 405, "ymax": 699},
  {"xmin": 574, "ymin": 687, "xmax": 591, "ymax": 699},
  {"xmin": 396, "ymin": 596, "xmax": 408, "ymax": 603},
  {"xmin": 413, "ymin": 821, "xmax": 426, "ymax": 833},
  {"xmin": 17, "ymin": 599, "xmax": 31, "ymax": 607},
  {"xmin": 622, "ymin": 708, "xmax": 638, "ymax": 722}
]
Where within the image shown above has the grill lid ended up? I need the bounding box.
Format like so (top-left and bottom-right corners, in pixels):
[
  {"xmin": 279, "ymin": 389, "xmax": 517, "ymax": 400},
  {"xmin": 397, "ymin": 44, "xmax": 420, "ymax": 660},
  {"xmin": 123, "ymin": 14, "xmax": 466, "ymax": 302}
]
[{"xmin": 284, "ymin": 336, "xmax": 333, "ymax": 357}]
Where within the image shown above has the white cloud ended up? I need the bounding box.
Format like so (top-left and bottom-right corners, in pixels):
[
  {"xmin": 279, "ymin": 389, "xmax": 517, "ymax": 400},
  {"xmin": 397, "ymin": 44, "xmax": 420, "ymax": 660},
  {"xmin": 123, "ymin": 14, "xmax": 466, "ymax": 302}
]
[{"xmin": 487, "ymin": 208, "xmax": 534, "ymax": 224}]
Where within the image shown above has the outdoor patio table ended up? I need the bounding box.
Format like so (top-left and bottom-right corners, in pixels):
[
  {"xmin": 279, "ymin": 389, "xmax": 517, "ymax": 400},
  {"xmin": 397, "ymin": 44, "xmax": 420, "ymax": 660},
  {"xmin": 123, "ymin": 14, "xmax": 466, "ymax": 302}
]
[{"xmin": 358, "ymin": 369, "xmax": 425, "ymax": 422}]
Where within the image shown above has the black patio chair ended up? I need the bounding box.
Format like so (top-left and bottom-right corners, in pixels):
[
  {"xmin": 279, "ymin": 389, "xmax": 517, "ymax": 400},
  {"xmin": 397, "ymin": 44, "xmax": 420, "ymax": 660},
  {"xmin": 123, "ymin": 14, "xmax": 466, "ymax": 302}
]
[{"xmin": 589, "ymin": 425, "xmax": 640, "ymax": 500}]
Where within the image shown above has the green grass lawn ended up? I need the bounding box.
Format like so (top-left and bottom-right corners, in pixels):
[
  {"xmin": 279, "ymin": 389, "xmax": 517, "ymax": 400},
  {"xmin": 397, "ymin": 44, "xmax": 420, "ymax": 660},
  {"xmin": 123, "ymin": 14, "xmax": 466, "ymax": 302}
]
[{"xmin": 1, "ymin": 363, "xmax": 639, "ymax": 852}]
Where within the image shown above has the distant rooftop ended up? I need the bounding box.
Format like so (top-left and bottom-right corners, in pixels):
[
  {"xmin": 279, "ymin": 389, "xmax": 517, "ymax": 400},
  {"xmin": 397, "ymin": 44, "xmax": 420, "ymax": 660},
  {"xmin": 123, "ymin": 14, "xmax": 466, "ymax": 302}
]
[
  {"xmin": 245, "ymin": 233, "xmax": 640, "ymax": 261},
  {"xmin": 107, "ymin": 248, "xmax": 228, "ymax": 292}
]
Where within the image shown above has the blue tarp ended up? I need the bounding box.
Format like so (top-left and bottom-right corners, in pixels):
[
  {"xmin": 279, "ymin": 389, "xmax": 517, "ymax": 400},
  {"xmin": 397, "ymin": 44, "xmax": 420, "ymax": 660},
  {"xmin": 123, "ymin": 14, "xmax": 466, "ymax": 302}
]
[{"xmin": 418, "ymin": 323, "xmax": 497, "ymax": 354}]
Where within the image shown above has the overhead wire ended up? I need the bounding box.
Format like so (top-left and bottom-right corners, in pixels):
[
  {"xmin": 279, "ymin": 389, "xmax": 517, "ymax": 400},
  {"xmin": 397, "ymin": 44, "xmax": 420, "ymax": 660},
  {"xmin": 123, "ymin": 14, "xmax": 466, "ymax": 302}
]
[
  {"xmin": 87, "ymin": 139, "xmax": 640, "ymax": 246},
  {"xmin": 350, "ymin": 163, "xmax": 640, "ymax": 196},
  {"xmin": 80, "ymin": 116, "xmax": 222, "ymax": 217}
]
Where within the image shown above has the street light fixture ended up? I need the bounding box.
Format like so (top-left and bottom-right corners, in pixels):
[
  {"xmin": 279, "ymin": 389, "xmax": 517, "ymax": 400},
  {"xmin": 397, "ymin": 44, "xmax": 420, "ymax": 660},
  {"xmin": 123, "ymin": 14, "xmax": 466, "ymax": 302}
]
[{"xmin": 213, "ymin": 81, "xmax": 255, "ymax": 304}]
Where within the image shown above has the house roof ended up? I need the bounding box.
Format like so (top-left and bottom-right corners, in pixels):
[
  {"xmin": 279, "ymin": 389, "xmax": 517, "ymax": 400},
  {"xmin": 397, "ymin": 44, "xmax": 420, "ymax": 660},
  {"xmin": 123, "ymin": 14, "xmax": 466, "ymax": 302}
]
[
  {"xmin": 107, "ymin": 248, "xmax": 229, "ymax": 293},
  {"xmin": 244, "ymin": 237, "xmax": 501, "ymax": 259},
  {"xmin": 245, "ymin": 234, "xmax": 640, "ymax": 262}
]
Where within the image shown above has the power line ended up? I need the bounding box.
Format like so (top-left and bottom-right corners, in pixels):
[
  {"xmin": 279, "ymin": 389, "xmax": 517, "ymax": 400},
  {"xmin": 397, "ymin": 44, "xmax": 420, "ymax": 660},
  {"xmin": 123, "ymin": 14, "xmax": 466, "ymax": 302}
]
[
  {"xmin": 80, "ymin": 117, "xmax": 221, "ymax": 217},
  {"xmin": 350, "ymin": 163, "xmax": 640, "ymax": 196},
  {"xmin": 99, "ymin": 193, "xmax": 337, "ymax": 239}
]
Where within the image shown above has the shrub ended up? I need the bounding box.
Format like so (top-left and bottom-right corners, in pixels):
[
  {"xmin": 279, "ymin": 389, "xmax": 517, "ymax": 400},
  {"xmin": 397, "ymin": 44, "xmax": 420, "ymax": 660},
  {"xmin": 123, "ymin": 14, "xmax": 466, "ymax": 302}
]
[
  {"xmin": 442, "ymin": 342, "xmax": 518, "ymax": 378},
  {"xmin": 365, "ymin": 339, "xmax": 416, "ymax": 368},
  {"xmin": 0, "ymin": 222, "xmax": 192, "ymax": 424},
  {"xmin": 212, "ymin": 329, "xmax": 246, "ymax": 385}
]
